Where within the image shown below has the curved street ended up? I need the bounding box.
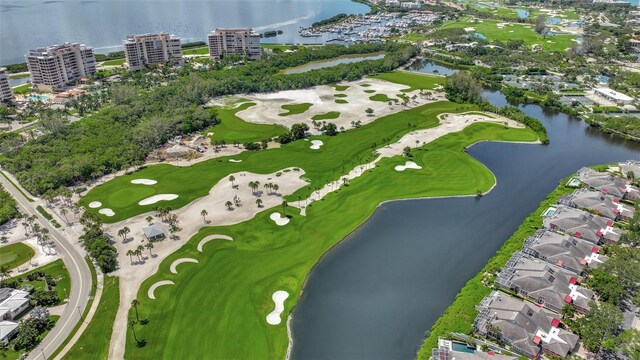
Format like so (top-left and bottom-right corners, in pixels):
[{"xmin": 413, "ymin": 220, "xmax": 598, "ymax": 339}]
[{"xmin": 0, "ymin": 170, "xmax": 92, "ymax": 360}]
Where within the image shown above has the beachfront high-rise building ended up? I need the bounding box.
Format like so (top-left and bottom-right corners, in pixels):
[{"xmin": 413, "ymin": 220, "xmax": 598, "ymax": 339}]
[
  {"xmin": 0, "ymin": 68, "xmax": 13, "ymax": 103},
  {"xmin": 207, "ymin": 28, "xmax": 261, "ymax": 60},
  {"xmin": 123, "ymin": 33, "xmax": 184, "ymax": 71},
  {"xmin": 25, "ymin": 43, "xmax": 96, "ymax": 92}
]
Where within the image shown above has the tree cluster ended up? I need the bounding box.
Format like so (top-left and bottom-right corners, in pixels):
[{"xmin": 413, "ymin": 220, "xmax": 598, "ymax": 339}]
[
  {"xmin": 79, "ymin": 213, "xmax": 118, "ymax": 272},
  {"xmin": 0, "ymin": 185, "xmax": 18, "ymax": 225}
]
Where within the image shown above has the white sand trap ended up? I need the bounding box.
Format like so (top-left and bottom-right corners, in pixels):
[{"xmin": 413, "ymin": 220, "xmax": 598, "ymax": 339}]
[
  {"xmin": 270, "ymin": 213, "xmax": 290, "ymax": 226},
  {"xmin": 169, "ymin": 258, "xmax": 199, "ymax": 274},
  {"xmin": 310, "ymin": 140, "xmax": 324, "ymax": 150},
  {"xmin": 229, "ymin": 159, "xmax": 243, "ymax": 163},
  {"xmin": 99, "ymin": 208, "xmax": 115, "ymax": 217},
  {"xmin": 197, "ymin": 234, "xmax": 234, "ymax": 252},
  {"xmin": 395, "ymin": 161, "xmax": 422, "ymax": 172},
  {"xmin": 148, "ymin": 280, "xmax": 175, "ymax": 300},
  {"xmin": 88, "ymin": 201, "xmax": 102, "ymax": 208},
  {"xmin": 131, "ymin": 179, "xmax": 157, "ymax": 185},
  {"xmin": 266, "ymin": 290, "xmax": 289, "ymax": 325},
  {"xmin": 138, "ymin": 194, "xmax": 179, "ymax": 206}
]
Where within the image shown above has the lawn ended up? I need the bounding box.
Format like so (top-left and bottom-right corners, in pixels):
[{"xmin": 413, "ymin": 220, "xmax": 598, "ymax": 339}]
[
  {"xmin": 12, "ymin": 83, "xmax": 32, "ymax": 95},
  {"xmin": 64, "ymin": 276, "xmax": 120, "ymax": 360},
  {"xmin": 8, "ymin": 73, "xmax": 30, "ymax": 79},
  {"xmin": 331, "ymin": 84, "xmax": 349, "ymax": 91},
  {"xmin": 441, "ymin": 18, "xmax": 577, "ymax": 52},
  {"xmin": 335, "ymin": 99, "xmax": 348, "ymax": 104},
  {"xmin": 279, "ymin": 103, "xmax": 313, "ymax": 116},
  {"xmin": 311, "ymin": 112, "xmax": 340, "ymax": 120},
  {"xmin": 182, "ymin": 47, "xmax": 209, "ymax": 55},
  {"xmin": 371, "ymin": 71, "xmax": 445, "ymax": 92},
  {"xmin": 102, "ymin": 58, "xmax": 126, "ymax": 66},
  {"xmin": 208, "ymin": 103, "xmax": 287, "ymax": 143},
  {"xmin": 0, "ymin": 243, "xmax": 35, "ymax": 270},
  {"xmin": 369, "ymin": 93, "xmax": 393, "ymax": 102},
  {"xmin": 8, "ymin": 259, "xmax": 71, "ymax": 300},
  {"xmin": 124, "ymin": 121, "xmax": 538, "ymax": 359},
  {"xmin": 334, "ymin": 93, "xmax": 347, "ymax": 98}
]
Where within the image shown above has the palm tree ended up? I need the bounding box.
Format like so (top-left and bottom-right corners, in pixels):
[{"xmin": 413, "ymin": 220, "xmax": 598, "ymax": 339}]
[
  {"xmin": 0, "ymin": 265, "xmax": 10, "ymax": 283},
  {"xmin": 273, "ymin": 184, "xmax": 279, "ymax": 195},
  {"xmin": 131, "ymin": 299, "xmax": 140, "ymax": 321},
  {"xmin": 123, "ymin": 227, "xmax": 130, "ymax": 240},
  {"xmin": 225, "ymin": 201, "xmax": 233, "ymax": 210},
  {"xmin": 137, "ymin": 245, "xmax": 145, "ymax": 259},
  {"xmin": 264, "ymin": 183, "xmax": 271, "ymax": 195},
  {"xmin": 229, "ymin": 175, "xmax": 236, "ymax": 188},
  {"xmin": 126, "ymin": 250, "xmax": 135, "ymax": 264},
  {"xmin": 281, "ymin": 201, "xmax": 288, "ymax": 217},
  {"xmin": 200, "ymin": 209, "xmax": 208, "ymax": 223},
  {"xmin": 129, "ymin": 320, "xmax": 140, "ymax": 344},
  {"xmin": 145, "ymin": 242, "xmax": 154, "ymax": 257},
  {"xmin": 145, "ymin": 216, "xmax": 153, "ymax": 225},
  {"xmin": 60, "ymin": 208, "xmax": 68, "ymax": 223},
  {"xmin": 256, "ymin": 199, "xmax": 263, "ymax": 208}
]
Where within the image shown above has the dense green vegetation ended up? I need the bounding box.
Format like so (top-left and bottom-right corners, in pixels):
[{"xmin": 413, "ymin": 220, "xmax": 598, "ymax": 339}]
[
  {"xmin": 0, "ymin": 43, "xmax": 417, "ymax": 196},
  {"xmin": 79, "ymin": 214, "xmax": 118, "ymax": 273},
  {"xmin": 0, "ymin": 184, "xmax": 18, "ymax": 224},
  {"xmin": 2, "ymin": 259, "xmax": 71, "ymax": 304},
  {"xmin": 589, "ymin": 115, "xmax": 640, "ymax": 140},
  {"xmin": 416, "ymin": 183, "xmax": 573, "ymax": 359},
  {"xmin": 0, "ymin": 243, "xmax": 35, "ymax": 270},
  {"xmin": 123, "ymin": 121, "xmax": 537, "ymax": 359},
  {"xmin": 64, "ymin": 276, "xmax": 120, "ymax": 360}
]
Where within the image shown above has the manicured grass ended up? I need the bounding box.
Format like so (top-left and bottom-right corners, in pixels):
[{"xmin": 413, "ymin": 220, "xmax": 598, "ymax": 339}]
[
  {"xmin": 334, "ymin": 93, "xmax": 347, "ymax": 98},
  {"xmin": 124, "ymin": 121, "xmax": 538, "ymax": 359},
  {"xmin": 8, "ymin": 259, "xmax": 71, "ymax": 300},
  {"xmin": 63, "ymin": 276, "xmax": 120, "ymax": 360},
  {"xmin": 331, "ymin": 84, "xmax": 349, "ymax": 91},
  {"xmin": 208, "ymin": 103, "xmax": 287, "ymax": 144},
  {"xmin": 371, "ymin": 71, "xmax": 445, "ymax": 92},
  {"xmin": 182, "ymin": 47, "xmax": 209, "ymax": 55},
  {"xmin": 441, "ymin": 18, "xmax": 577, "ymax": 52},
  {"xmin": 334, "ymin": 99, "xmax": 348, "ymax": 104},
  {"xmin": 12, "ymin": 83, "xmax": 32, "ymax": 94},
  {"xmin": 311, "ymin": 112, "xmax": 340, "ymax": 120},
  {"xmin": 278, "ymin": 103, "xmax": 313, "ymax": 116},
  {"xmin": 36, "ymin": 205, "xmax": 60, "ymax": 228},
  {"xmin": 369, "ymin": 93, "xmax": 393, "ymax": 102},
  {"xmin": 364, "ymin": 89, "xmax": 376, "ymax": 94},
  {"xmin": 8, "ymin": 73, "xmax": 30, "ymax": 79},
  {"xmin": 0, "ymin": 242, "xmax": 35, "ymax": 270},
  {"xmin": 416, "ymin": 182, "xmax": 574, "ymax": 359},
  {"xmin": 82, "ymin": 98, "xmax": 538, "ymax": 223},
  {"xmin": 102, "ymin": 58, "xmax": 126, "ymax": 66}
]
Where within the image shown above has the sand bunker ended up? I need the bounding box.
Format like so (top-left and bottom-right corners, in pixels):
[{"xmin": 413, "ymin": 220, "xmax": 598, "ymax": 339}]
[
  {"xmin": 99, "ymin": 208, "xmax": 115, "ymax": 217},
  {"xmin": 88, "ymin": 201, "xmax": 102, "ymax": 208},
  {"xmin": 395, "ymin": 161, "xmax": 422, "ymax": 172},
  {"xmin": 270, "ymin": 213, "xmax": 290, "ymax": 226},
  {"xmin": 309, "ymin": 140, "xmax": 324, "ymax": 150},
  {"xmin": 229, "ymin": 159, "xmax": 243, "ymax": 163},
  {"xmin": 131, "ymin": 179, "xmax": 157, "ymax": 185},
  {"xmin": 138, "ymin": 194, "xmax": 179, "ymax": 206},
  {"xmin": 266, "ymin": 290, "xmax": 289, "ymax": 325},
  {"xmin": 197, "ymin": 234, "xmax": 234, "ymax": 252},
  {"xmin": 169, "ymin": 258, "xmax": 199, "ymax": 274},
  {"xmin": 148, "ymin": 280, "xmax": 175, "ymax": 300}
]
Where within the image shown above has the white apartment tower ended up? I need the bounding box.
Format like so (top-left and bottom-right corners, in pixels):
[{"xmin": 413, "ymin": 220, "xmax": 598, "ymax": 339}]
[
  {"xmin": 208, "ymin": 28, "xmax": 261, "ymax": 60},
  {"xmin": 0, "ymin": 68, "xmax": 13, "ymax": 103},
  {"xmin": 123, "ymin": 33, "xmax": 184, "ymax": 71},
  {"xmin": 25, "ymin": 43, "xmax": 96, "ymax": 91}
]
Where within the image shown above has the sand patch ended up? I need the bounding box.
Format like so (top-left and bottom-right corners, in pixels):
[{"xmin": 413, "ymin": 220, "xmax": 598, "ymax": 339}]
[
  {"xmin": 131, "ymin": 179, "xmax": 157, "ymax": 185},
  {"xmin": 270, "ymin": 213, "xmax": 290, "ymax": 226},
  {"xmin": 99, "ymin": 208, "xmax": 115, "ymax": 217},
  {"xmin": 148, "ymin": 280, "xmax": 175, "ymax": 300},
  {"xmin": 197, "ymin": 234, "xmax": 234, "ymax": 252},
  {"xmin": 310, "ymin": 140, "xmax": 324, "ymax": 150},
  {"xmin": 229, "ymin": 159, "xmax": 243, "ymax": 163},
  {"xmin": 395, "ymin": 161, "xmax": 422, "ymax": 172},
  {"xmin": 138, "ymin": 194, "xmax": 179, "ymax": 206},
  {"xmin": 88, "ymin": 201, "xmax": 102, "ymax": 209},
  {"xmin": 169, "ymin": 258, "xmax": 199, "ymax": 274},
  {"xmin": 266, "ymin": 290, "xmax": 289, "ymax": 325}
]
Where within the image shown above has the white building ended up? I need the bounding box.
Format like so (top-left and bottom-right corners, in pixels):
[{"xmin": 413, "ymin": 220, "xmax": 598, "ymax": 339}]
[
  {"xmin": 25, "ymin": 43, "xmax": 96, "ymax": 92},
  {"xmin": 207, "ymin": 28, "xmax": 261, "ymax": 60},
  {"xmin": 0, "ymin": 288, "xmax": 30, "ymax": 321},
  {"xmin": 594, "ymin": 87, "xmax": 635, "ymax": 105},
  {"xmin": 401, "ymin": 2, "xmax": 422, "ymax": 9},
  {"xmin": 123, "ymin": 33, "xmax": 184, "ymax": 71},
  {"xmin": 0, "ymin": 321, "xmax": 18, "ymax": 345},
  {"xmin": 0, "ymin": 68, "xmax": 13, "ymax": 103}
]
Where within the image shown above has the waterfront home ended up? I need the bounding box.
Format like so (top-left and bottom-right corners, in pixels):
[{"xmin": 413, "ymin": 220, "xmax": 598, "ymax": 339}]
[
  {"xmin": 620, "ymin": 160, "xmax": 640, "ymax": 179},
  {"xmin": 0, "ymin": 288, "xmax": 30, "ymax": 320},
  {"xmin": 576, "ymin": 167, "xmax": 640, "ymax": 200},
  {"xmin": 474, "ymin": 291, "xmax": 579, "ymax": 358},
  {"xmin": 0, "ymin": 320, "xmax": 18, "ymax": 345},
  {"xmin": 558, "ymin": 188, "xmax": 635, "ymax": 221},
  {"xmin": 123, "ymin": 33, "xmax": 184, "ymax": 71},
  {"xmin": 432, "ymin": 338, "xmax": 518, "ymax": 360},
  {"xmin": 522, "ymin": 229, "xmax": 608, "ymax": 275},
  {"xmin": 543, "ymin": 205, "xmax": 621, "ymax": 244},
  {"xmin": 25, "ymin": 43, "xmax": 96, "ymax": 92},
  {"xmin": 495, "ymin": 252, "xmax": 594, "ymax": 313}
]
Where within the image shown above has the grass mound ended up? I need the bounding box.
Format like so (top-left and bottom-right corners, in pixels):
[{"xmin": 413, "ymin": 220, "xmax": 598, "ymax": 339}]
[
  {"xmin": 369, "ymin": 94, "xmax": 393, "ymax": 102},
  {"xmin": 312, "ymin": 112, "xmax": 341, "ymax": 120},
  {"xmin": 279, "ymin": 103, "xmax": 313, "ymax": 116}
]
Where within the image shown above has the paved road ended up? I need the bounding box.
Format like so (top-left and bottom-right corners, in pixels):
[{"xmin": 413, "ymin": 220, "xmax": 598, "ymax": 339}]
[{"xmin": 0, "ymin": 171, "xmax": 92, "ymax": 360}]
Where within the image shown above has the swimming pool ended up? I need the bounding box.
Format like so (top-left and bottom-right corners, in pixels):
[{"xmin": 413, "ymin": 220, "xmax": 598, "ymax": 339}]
[
  {"xmin": 542, "ymin": 207, "xmax": 557, "ymax": 217},
  {"xmin": 451, "ymin": 341, "xmax": 476, "ymax": 353},
  {"xmin": 567, "ymin": 178, "xmax": 581, "ymax": 187},
  {"xmin": 27, "ymin": 95, "xmax": 48, "ymax": 101}
]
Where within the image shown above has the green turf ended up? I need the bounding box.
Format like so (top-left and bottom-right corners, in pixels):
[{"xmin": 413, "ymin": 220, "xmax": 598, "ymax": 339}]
[
  {"xmin": 331, "ymin": 85, "xmax": 349, "ymax": 91},
  {"xmin": 364, "ymin": 89, "xmax": 376, "ymax": 94},
  {"xmin": 369, "ymin": 93, "xmax": 393, "ymax": 102},
  {"xmin": 334, "ymin": 93, "xmax": 347, "ymax": 98},
  {"xmin": 12, "ymin": 83, "xmax": 32, "ymax": 94},
  {"xmin": 8, "ymin": 73, "xmax": 30, "ymax": 79},
  {"xmin": 360, "ymin": 83, "xmax": 371, "ymax": 87},
  {"xmin": 441, "ymin": 18, "xmax": 577, "ymax": 52},
  {"xmin": 208, "ymin": 103, "xmax": 288, "ymax": 143},
  {"xmin": 124, "ymin": 121, "xmax": 538, "ymax": 359},
  {"xmin": 8, "ymin": 259, "xmax": 71, "ymax": 301},
  {"xmin": 102, "ymin": 58, "xmax": 126, "ymax": 66},
  {"xmin": 278, "ymin": 103, "xmax": 313, "ymax": 116},
  {"xmin": 0, "ymin": 242, "xmax": 35, "ymax": 270},
  {"xmin": 311, "ymin": 112, "xmax": 340, "ymax": 120},
  {"xmin": 334, "ymin": 99, "xmax": 348, "ymax": 104},
  {"xmin": 64, "ymin": 276, "xmax": 120, "ymax": 360},
  {"xmin": 371, "ymin": 71, "xmax": 444, "ymax": 92},
  {"xmin": 182, "ymin": 47, "xmax": 209, "ymax": 55}
]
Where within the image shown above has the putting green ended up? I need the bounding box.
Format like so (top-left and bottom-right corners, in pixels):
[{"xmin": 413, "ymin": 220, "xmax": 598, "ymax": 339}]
[
  {"xmin": 0, "ymin": 242, "xmax": 35, "ymax": 270},
  {"xmin": 108, "ymin": 187, "xmax": 156, "ymax": 208},
  {"xmin": 125, "ymin": 122, "xmax": 538, "ymax": 359}
]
